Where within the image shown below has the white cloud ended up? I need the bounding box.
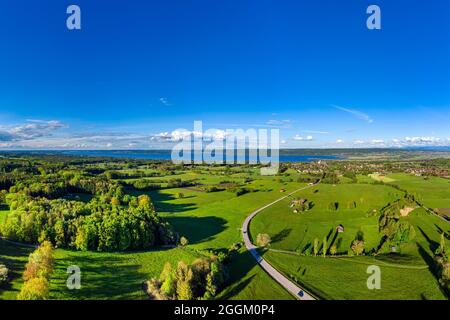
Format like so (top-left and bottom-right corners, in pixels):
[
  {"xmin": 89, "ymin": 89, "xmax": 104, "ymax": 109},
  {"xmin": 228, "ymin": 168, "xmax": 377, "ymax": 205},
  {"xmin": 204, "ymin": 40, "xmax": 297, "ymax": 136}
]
[
  {"xmin": 293, "ymin": 134, "xmax": 313, "ymax": 141},
  {"xmin": 303, "ymin": 130, "xmax": 329, "ymax": 134},
  {"xmin": 0, "ymin": 120, "xmax": 66, "ymax": 141},
  {"xmin": 353, "ymin": 140, "xmax": 365, "ymax": 145},
  {"xmin": 333, "ymin": 105, "xmax": 374, "ymax": 123},
  {"xmin": 336, "ymin": 139, "xmax": 344, "ymax": 144},
  {"xmin": 404, "ymin": 136, "xmax": 441, "ymax": 144},
  {"xmin": 159, "ymin": 97, "xmax": 172, "ymax": 106},
  {"xmin": 265, "ymin": 119, "xmax": 292, "ymax": 128},
  {"xmin": 150, "ymin": 129, "xmax": 231, "ymax": 142}
]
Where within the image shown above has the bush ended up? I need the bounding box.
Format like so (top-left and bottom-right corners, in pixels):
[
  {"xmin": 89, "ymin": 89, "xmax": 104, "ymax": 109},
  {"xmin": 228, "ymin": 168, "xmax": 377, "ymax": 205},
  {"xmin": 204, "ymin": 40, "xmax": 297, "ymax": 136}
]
[
  {"xmin": 330, "ymin": 244, "xmax": 337, "ymax": 256},
  {"xmin": 235, "ymin": 188, "xmax": 249, "ymax": 197},
  {"xmin": 176, "ymin": 192, "xmax": 185, "ymax": 199},
  {"xmin": 328, "ymin": 202, "xmax": 339, "ymax": 211},
  {"xmin": 179, "ymin": 236, "xmax": 189, "ymax": 247},
  {"xmin": 0, "ymin": 264, "xmax": 8, "ymax": 285},
  {"xmin": 351, "ymin": 240, "xmax": 365, "ymax": 256},
  {"xmin": 256, "ymin": 233, "xmax": 271, "ymax": 247},
  {"xmin": 17, "ymin": 277, "xmax": 49, "ymax": 300}
]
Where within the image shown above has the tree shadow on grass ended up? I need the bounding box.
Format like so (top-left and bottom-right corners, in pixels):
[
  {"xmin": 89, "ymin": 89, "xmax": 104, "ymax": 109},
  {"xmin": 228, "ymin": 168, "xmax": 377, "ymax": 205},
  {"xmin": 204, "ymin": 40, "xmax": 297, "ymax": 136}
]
[
  {"xmin": 219, "ymin": 250, "xmax": 257, "ymax": 300},
  {"xmin": 148, "ymin": 190, "xmax": 197, "ymax": 213},
  {"xmin": 434, "ymin": 224, "xmax": 450, "ymax": 240},
  {"xmin": 50, "ymin": 252, "xmax": 147, "ymax": 300},
  {"xmin": 163, "ymin": 216, "xmax": 227, "ymax": 244},
  {"xmin": 272, "ymin": 229, "xmax": 292, "ymax": 244},
  {"xmin": 416, "ymin": 243, "xmax": 449, "ymax": 299},
  {"xmin": 0, "ymin": 240, "xmax": 34, "ymax": 296},
  {"xmin": 417, "ymin": 226, "xmax": 439, "ymax": 253}
]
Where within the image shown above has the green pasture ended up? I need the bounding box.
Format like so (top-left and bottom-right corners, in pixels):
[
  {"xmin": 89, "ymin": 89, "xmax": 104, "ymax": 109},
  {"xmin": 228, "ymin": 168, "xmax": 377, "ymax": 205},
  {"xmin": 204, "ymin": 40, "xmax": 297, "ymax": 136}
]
[{"xmin": 250, "ymin": 184, "xmax": 404, "ymax": 253}]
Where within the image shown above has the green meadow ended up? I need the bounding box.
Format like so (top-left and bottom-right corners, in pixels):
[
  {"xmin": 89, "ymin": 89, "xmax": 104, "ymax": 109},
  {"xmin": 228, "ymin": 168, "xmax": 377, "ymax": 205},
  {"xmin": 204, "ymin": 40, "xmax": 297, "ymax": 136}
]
[
  {"xmin": 0, "ymin": 169, "xmax": 298, "ymax": 300},
  {"xmin": 385, "ymin": 173, "xmax": 450, "ymax": 209},
  {"xmin": 1, "ymin": 163, "xmax": 449, "ymax": 300},
  {"xmin": 250, "ymin": 183, "xmax": 403, "ymax": 253},
  {"xmin": 250, "ymin": 175, "xmax": 450, "ymax": 300}
]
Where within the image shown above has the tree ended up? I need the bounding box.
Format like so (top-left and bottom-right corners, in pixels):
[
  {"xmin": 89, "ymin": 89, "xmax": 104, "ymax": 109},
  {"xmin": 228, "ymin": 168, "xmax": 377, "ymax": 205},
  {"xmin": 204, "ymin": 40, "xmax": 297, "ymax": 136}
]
[
  {"xmin": 17, "ymin": 277, "xmax": 49, "ymax": 300},
  {"xmin": 138, "ymin": 194, "xmax": 151, "ymax": 207},
  {"xmin": 23, "ymin": 241, "xmax": 54, "ymax": 281},
  {"xmin": 322, "ymin": 236, "xmax": 328, "ymax": 257},
  {"xmin": 436, "ymin": 232, "xmax": 447, "ymax": 256},
  {"xmin": 256, "ymin": 233, "xmax": 271, "ymax": 247},
  {"xmin": 160, "ymin": 263, "xmax": 176, "ymax": 297},
  {"xmin": 351, "ymin": 240, "xmax": 365, "ymax": 256},
  {"xmin": 313, "ymin": 238, "xmax": 320, "ymax": 256},
  {"xmin": 330, "ymin": 244, "xmax": 337, "ymax": 256},
  {"xmin": 328, "ymin": 202, "xmax": 338, "ymax": 211},
  {"xmin": 175, "ymin": 261, "xmax": 194, "ymax": 300},
  {"xmin": 111, "ymin": 197, "xmax": 120, "ymax": 206},
  {"xmin": 18, "ymin": 241, "xmax": 54, "ymax": 300}
]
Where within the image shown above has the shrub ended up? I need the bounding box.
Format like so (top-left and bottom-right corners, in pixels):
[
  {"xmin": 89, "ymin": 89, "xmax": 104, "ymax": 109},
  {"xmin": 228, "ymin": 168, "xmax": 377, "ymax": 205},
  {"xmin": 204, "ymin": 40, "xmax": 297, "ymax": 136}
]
[
  {"xmin": 328, "ymin": 202, "xmax": 339, "ymax": 211},
  {"xmin": 235, "ymin": 188, "xmax": 249, "ymax": 197},
  {"xmin": 179, "ymin": 236, "xmax": 189, "ymax": 247},
  {"xmin": 256, "ymin": 233, "xmax": 271, "ymax": 247},
  {"xmin": 330, "ymin": 244, "xmax": 337, "ymax": 256},
  {"xmin": 351, "ymin": 240, "xmax": 365, "ymax": 256},
  {"xmin": 176, "ymin": 192, "xmax": 185, "ymax": 199},
  {"xmin": 0, "ymin": 264, "xmax": 8, "ymax": 285},
  {"xmin": 17, "ymin": 277, "xmax": 49, "ymax": 300}
]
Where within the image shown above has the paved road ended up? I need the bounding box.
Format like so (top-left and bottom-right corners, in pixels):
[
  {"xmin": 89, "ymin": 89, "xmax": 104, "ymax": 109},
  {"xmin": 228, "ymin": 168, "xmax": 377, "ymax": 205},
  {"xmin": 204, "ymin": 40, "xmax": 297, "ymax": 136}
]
[{"xmin": 241, "ymin": 184, "xmax": 318, "ymax": 301}]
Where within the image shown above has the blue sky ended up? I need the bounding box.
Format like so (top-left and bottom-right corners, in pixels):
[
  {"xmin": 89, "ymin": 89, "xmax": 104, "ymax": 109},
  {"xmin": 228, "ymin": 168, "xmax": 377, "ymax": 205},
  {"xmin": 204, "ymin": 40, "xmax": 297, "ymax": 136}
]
[{"xmin": 0, "ymin": 0, "xmax": 449, "ymax": 149}]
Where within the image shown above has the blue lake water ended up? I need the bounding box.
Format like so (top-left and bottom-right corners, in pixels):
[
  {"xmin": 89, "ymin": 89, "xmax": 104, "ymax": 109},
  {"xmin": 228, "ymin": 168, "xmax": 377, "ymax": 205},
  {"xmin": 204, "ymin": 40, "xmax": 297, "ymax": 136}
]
[{"xmin": 52, "ymin": 150, "xmax": 341, "ymax": 162}]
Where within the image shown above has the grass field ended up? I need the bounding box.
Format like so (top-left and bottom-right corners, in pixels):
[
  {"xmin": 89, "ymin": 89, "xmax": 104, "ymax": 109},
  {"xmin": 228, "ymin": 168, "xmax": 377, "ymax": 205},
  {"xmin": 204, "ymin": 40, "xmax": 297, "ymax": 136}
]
[
  {"xmin": 0, "ymin": 171, "xmax": 298, "ymax": 300},
  {"xmin": 0, "ymin": 240, "xmax": 34, "ymax": 300},
  {"xmin": 250, "ymin": 183, "xmax": 403, "ymax": 253},
  {"xmin": 249, "ymin": 178, "xmax": 450, "ymax": 300},
  {"xmin": 264, "ymin": 251, "xmax": 447, "ymax": 300},
  {"xmin": 146, "ymin": 176, "xmax": 305, "ymax": 299},
  {"xmin": 1, "ymin": 169, "xmax": 449, "ymax": 300},
  {"xmin": 385, "ymin": 173, "xmax": 450, "ymax": 209}
]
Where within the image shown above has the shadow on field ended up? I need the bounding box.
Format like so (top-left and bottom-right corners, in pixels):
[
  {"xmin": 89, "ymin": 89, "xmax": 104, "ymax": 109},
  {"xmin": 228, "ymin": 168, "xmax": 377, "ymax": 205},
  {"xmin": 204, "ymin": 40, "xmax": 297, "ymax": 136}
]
[
  {"xmin": 149, "ymin": 191, "xmax": 197, "ymax": 213},
  {"xmin": 50, "ymin": 253, "xmax": 146, "ymax": 300},
  {"xmin": 219, "ymin": 250, "xmax": 257, "ymax": 300},
  {"xmin": 0, "ymin": 240, "xmax": 34, "ymax": 295},
  {"xmin": 434, "ymin": 224, "xmax": 450, "ymax": 240},
  {"xmin": 163, "ymin": 216, "xmax": 227, "ymax": 244},
  {"xmin": 272, "ymin": 228, "xmax": 292, "ymax": 243},
  {"xmin": 417, "ymin": 226, "xmax": 439, "ymax": 253},
  {"xmin": 417, "ymin": 243, "xmax": 449, "ymax": 299}
]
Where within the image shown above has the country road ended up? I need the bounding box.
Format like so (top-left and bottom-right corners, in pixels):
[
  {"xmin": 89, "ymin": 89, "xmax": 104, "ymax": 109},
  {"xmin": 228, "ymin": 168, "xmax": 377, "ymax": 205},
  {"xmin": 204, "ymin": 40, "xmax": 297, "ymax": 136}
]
[{"xmin": 241, "ymin": 183, "xmax": 318, "ymax": 301}]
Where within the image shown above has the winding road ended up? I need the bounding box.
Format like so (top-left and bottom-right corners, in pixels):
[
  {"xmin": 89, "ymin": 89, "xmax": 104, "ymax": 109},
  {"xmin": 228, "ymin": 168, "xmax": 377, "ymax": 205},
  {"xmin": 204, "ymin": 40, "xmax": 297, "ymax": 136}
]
[{"xmin": 241, "ymin": 183, "xmax": 318, "ymax": 300}]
